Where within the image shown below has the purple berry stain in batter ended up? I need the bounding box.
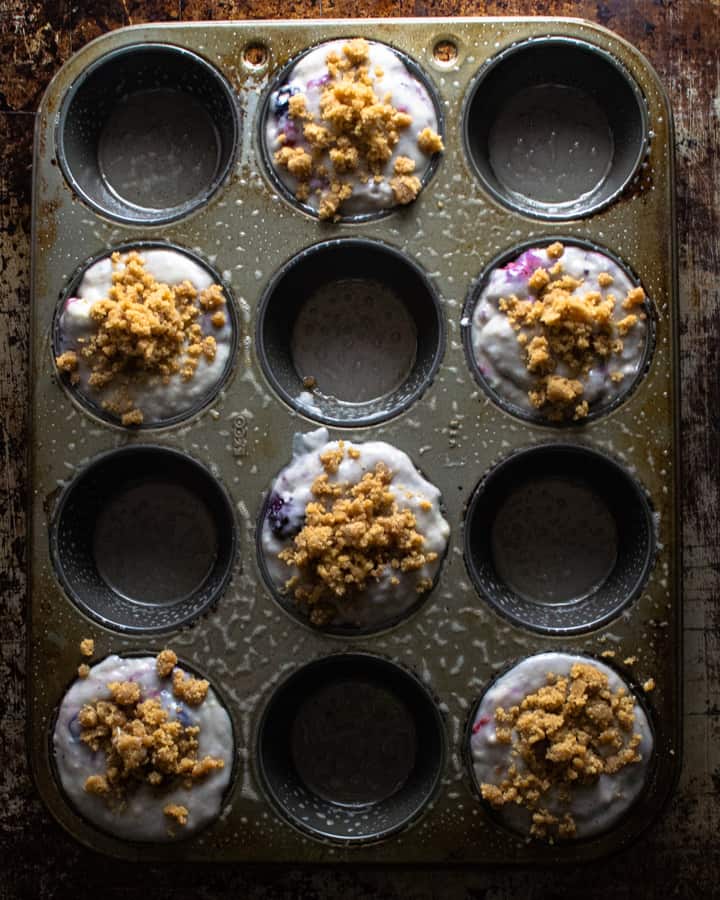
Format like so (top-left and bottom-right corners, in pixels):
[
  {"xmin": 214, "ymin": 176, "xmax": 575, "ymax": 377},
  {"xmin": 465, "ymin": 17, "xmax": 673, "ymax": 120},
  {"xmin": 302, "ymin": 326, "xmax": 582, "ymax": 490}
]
[
  {"xmin": 504, "ymin": 251, "xmax": 543, "ymax": 280},
  {"xmin": 267, "ymin": 493, "xmax": 304, "ymax": 539}
]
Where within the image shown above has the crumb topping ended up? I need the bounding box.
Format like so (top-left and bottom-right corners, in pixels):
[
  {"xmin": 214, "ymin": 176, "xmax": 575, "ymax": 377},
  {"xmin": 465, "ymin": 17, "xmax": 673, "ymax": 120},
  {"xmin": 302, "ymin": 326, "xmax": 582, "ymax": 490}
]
[
  {"xmin": 172, "ymin": 669, "xmax": 210, "ymax": 706},
  {"xmin": 77, "ymin": 664, "xmax": 90, "ymax": 679},
  {"xmin": 163, "ymin": 803, "xmax": 189, "ymax": 827},
  {"xmin": 56, "ymin": 351, "xmax": 80, "ymax": 384},
  {"xmin": 278, "ymin": 441, "xmax": 438, "ymax": 624},
  {"xmin": 77, "ymin": 650, "xmax": 224, "ymax": 827},
  {"xmin": 79, "ymin": 638, "xmax": 94, "ymax": 657},
  {"xmin": 497, "ymin": 243, "xmax": 646, "ymax": 421},
  {"xmin": 273, "ymin": 38, "xmax": 443, "ymax": 220},
  {"xmin": 56, "ymin": 252, "xmax": 228, "ymax": 426},
  {"xmin": 156, "ymin": 649, "xmax": 178, "ymax": 679},
  {"xmin": 478, "ymin": 662, "xmax": 645, "ymax": 841}
]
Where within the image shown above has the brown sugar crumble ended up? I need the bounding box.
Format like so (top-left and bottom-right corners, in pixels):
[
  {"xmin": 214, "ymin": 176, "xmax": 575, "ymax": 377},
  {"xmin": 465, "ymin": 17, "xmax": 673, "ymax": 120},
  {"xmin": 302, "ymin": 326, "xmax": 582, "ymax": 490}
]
[
  {"xmin": 479, "ymin": 662, "xmax": 645, "ymax": 841},
  {"xmin": 163, "ymin": 803, "xmax": 189, "ymax": 827},
  {"xmin": 278, "ymin": 441, "xmax": 438, "ymax": 625},
  {"xmin": 78, "ymin": 650, "xmax": 224, "ymax": 827},
  {"xmin": 55, "ymin": 252, "xmax": 228, "ymax": 426},
  {"xmin": 498, "ymin": 243, "xmax": 647, "ymax": 421},
  {"xmin": 273, "ymin": 38, "xmax": 443, "ymax": 220},
  {"xmin": 56, "ymin": 350, "xmax": 80, "ymax": 384},
  {"xmin": 156, "ymin": 648, "xmax": 178, "ymax": 679},
  {"xmin": 172, "ymin": 669, "xmax": 210, "ymax": 706}
]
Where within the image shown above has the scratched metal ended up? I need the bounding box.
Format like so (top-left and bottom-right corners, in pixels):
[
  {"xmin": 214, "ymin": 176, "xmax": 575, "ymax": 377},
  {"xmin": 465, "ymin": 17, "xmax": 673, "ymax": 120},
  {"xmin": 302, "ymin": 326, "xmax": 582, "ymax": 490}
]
[{"xmin": 29, "ymin": 17, "xmax": 679, "ymax": 864}]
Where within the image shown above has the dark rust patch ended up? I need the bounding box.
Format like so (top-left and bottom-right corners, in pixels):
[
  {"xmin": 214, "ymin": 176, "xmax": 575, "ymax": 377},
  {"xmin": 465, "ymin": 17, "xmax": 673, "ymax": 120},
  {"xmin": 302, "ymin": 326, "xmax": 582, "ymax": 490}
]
[
  {"xmin": 0, "ymin": 1, "xmax": 72, "ymax": 112},
  {"xmin": 183, "ymin": 0, "xmax": 322, "ymax": 18},
  {"xmin": 35, "ymin": 196, "xmax": 60, "ymax": 248},
  {"xmin": 70, "ymin": 0, "xmax": 180, "ymax": 47}
]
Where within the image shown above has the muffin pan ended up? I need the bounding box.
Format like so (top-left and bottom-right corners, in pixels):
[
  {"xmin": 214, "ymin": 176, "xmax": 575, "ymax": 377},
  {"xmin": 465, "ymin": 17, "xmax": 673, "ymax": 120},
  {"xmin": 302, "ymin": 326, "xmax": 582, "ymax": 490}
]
[{"xmin": 29, "ymin": 18, "xmax": 679, "ymax": 864}]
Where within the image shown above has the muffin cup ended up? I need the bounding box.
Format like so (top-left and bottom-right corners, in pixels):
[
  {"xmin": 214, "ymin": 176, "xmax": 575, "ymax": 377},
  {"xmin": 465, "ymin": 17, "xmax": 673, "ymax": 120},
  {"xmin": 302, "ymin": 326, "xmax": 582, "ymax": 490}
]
[
  {"xmin": 258, "ymin": 38, "xmax": 443, "ymax": 223},
  {"xmin": 49, "ymin": 446, "xmax": 237, "ymax": 633},
  {"xmin": 464, "ymin": 651, "xmax": 658, "ymax": 843},
  {"xmin": 256, "ymin": 653, "xmax": 445, "ymax": 844},
  {"xmin": 57, "ymin": 43, "xmax": 239, "ymax": 225},
  {"xmin": 52, "ymin": 240, "xmax": 239, "ymax": 430},
  {"xmin": 256, "ymin": 238, "xmax": 444, "ymax": 428},
  {"xmin": 463, "ymin": 443, "xmax": 656, "ymax": 635},
  {"xmin": 50, "ymin": 651, "xmax": 237, "ymax": 842},
  {"xmin": 461, "ymin": 236, "xmax": 656, "ymax": 426},
  {"xmin": 463, "ymin": 36, "xmax": 649, "ymax": 219}
]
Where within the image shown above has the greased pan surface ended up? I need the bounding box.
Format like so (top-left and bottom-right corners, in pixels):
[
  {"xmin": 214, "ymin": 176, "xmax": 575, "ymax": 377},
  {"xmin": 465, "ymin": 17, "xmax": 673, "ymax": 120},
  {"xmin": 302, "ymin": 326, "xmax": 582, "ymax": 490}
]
[{"xmin": 29, "ymin": 17, "xmax": 679, "ymax": 863}]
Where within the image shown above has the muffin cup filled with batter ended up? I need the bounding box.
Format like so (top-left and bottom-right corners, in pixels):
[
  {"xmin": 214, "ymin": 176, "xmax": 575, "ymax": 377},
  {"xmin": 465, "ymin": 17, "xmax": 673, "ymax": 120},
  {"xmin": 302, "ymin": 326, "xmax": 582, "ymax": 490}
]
[
  {"xmin": 467, "ymin": 652, "xmax": 655, "ymax": 842},
  {"xmin": 57, "ymin": 44, "xmax": 239, "ymax": 225},
  {"xmin": 258, "ymin": 428, "xmax": 450, "ymax": 634},
  {"xmin": 463, "ymin": 36, "xmax": 648, "ymax": 219},
  {"xmin": 53, "ymin": 242, "xmax": 238, "ymax": 428},
  {"xmin": 463, "ymin": 444, "xmax": 655, "ymax": 635},
  {"xmin": 257, "ymin": 653, "xmax": 445, "ymax": 843},
  {"xmin": 52, "ymin": 651, "xmax": 235, "ymax": 842},
  {"xmin": 50, "ymin": 445, "xmax": 237, "ymax": 633},
  {"xmin": 261, "ymin": 37, "xmax": 444, "ymax": 221},
  {"xmin": 462, "ymin": 239, "xmax": 654, "ymax": 424},
  {"xmin": 256, "ymin": 238, "xmax": 444, "ymax": 427}
]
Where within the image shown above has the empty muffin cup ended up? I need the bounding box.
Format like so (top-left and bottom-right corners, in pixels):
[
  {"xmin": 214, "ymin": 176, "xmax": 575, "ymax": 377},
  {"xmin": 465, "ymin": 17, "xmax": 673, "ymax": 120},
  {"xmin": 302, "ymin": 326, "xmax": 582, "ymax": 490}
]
[
  {"xmin": 463, "ymin": 37, "xmax": 648, "ymax": 219},
  {"xmin": 257, "ymin": 654, "xmax": 445, "ymax": 843},
  {"xmin": 57, "ymin": 44, "xmax": 239, "ymax": 224},
  {"xmin": 464, "ymin": 444, "xmax": 655, "ymax": 634},
  {"xmin": 50, "ymin": 446, "xmax": 237, "ymax": 633},
  {"xmin": 256, "ymin": 239, "xmax": 444, "ymax": 427}
]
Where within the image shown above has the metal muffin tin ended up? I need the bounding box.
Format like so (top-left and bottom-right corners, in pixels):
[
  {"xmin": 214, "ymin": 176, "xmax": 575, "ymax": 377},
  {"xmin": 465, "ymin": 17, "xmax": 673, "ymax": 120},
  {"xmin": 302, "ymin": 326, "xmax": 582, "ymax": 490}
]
[{"xmin": 29, "ymin": 17, "xmax": 679, "ymax": 864}]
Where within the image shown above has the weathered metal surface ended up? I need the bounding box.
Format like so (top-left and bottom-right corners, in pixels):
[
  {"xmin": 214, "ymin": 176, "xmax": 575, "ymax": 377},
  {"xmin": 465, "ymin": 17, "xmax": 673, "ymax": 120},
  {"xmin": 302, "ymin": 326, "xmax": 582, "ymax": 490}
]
[{"xmin": 1, "ymin": 0, "xmax": 718, "ymax": 895}]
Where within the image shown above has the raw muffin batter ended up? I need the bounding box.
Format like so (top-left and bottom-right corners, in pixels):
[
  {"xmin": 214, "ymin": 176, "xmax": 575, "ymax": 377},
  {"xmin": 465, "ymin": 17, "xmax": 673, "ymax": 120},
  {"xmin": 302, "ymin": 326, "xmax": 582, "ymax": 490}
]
[
  {"xmin": 53, "ymin": 651, "xmax": 233, "ymax": 841},
  {"xmin": 264, "ymin": 38, "xmax": 443, "ymax": 220},
  {"xmin": 467, "ymin": 241, "xmax": 650, "ymax": 421},
  {"xmin": 55, "ymin": 248, "xmax": 234, "ymax": 426},
  {"xmin": 469, "ymin": 652, "xmax": 653, "ymax": 841},
  {"xmin": 260, "ymin": 428, "xmax": 450, "ymax": 629}
]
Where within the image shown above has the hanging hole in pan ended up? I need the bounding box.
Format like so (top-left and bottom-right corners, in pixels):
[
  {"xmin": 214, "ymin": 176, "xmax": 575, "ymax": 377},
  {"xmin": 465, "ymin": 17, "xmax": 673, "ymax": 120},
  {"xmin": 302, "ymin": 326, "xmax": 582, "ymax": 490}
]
[
  {"xmin": 243, "ymin": 42, "xmax": 268, "ymax": 69},
  {"xmin": 433, "ymin": 39, "xmax": 458, "ymax": 66}
]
